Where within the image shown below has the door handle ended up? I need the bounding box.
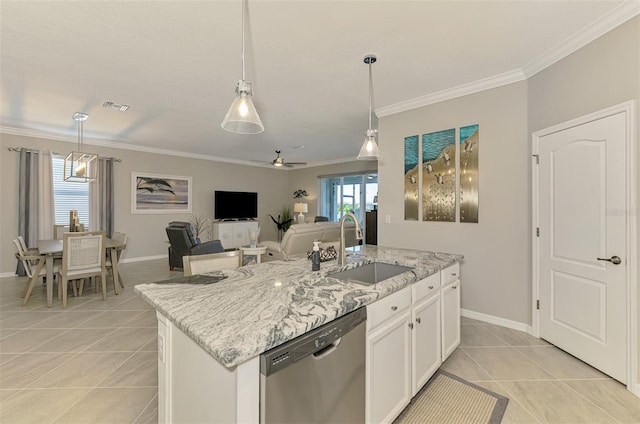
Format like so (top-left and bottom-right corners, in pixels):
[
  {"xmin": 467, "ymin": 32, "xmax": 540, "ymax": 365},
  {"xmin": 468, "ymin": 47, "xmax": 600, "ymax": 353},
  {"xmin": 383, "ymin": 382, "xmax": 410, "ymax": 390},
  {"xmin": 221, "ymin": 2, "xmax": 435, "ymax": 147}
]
[{"xmin": 597, "ymin": 256, "xmax": 622, "ymax": 265}]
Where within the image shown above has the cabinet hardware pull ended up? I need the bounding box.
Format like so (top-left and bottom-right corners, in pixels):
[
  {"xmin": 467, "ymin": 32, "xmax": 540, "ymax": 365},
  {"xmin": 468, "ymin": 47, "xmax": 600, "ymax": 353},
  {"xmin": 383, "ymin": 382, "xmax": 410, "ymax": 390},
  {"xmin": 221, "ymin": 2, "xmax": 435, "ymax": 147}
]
[
  {"xmin": 416, "ymin": 317, "xmax": 421, "ymax": 324},
  {"xmin": 452, "ymin": 286, "xmax": 458, "ymax": 289},
  {"xmin": 451, "ymin": 273, "xmax": 457, "ymax": 276},
  {"xmin": 409, "ymin": 322, "xmax": 414, "ymax": 329},
  {"xmin": 428, "ymin": 285, "xmax": 434, "ymax": 289},
  {"xmin": 391, "ymin": 306, "xmax": 398, "ymax": 311}
]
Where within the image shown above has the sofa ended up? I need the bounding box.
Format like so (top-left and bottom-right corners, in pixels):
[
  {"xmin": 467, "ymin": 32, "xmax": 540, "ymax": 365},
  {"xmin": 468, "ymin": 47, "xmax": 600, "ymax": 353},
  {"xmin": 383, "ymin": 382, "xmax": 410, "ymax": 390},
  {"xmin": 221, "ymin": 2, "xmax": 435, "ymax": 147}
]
[
  {"xmin": 262, "ymin": 221, "xmax": 359, "ymax": 260},
  {"xmin": 166, "ymin": 221, "xmax": 225, "ymax": 270}
]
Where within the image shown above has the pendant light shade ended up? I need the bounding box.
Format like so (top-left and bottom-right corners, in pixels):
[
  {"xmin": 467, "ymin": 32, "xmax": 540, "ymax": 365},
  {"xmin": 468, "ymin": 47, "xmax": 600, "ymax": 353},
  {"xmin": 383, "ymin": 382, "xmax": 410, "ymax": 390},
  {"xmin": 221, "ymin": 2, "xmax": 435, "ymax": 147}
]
[
  {"xmin": 221, "ymin": 0, "xmax": 264, "ymax": 134},
  {"xmin": 357, "ymin": 54, "xmax": 381, "ymax": 161},
  {"xmin": 221, "ymin": 80, "xmax": 264, "ymax": 134},
  {"xmin": 64, "ymin": 112, "xmax": 98, "ymax": 182}
]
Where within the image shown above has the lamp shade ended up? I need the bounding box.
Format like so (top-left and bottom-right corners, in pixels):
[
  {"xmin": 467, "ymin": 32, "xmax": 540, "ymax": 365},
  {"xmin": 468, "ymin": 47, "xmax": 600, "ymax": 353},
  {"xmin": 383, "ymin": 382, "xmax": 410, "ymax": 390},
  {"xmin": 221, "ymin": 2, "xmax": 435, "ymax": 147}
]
[{"xmin": 293, "ymin": 203, "xmax": 308, "ymax": 214}]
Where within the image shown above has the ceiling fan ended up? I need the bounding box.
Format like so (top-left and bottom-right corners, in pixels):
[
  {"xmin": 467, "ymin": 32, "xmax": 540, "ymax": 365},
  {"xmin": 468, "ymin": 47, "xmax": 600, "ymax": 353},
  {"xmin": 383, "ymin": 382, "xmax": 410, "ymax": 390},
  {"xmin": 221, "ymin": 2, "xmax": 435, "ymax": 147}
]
[{"xmin": 251, "ymin": 150, "xmax": 307, "ymax": 168}]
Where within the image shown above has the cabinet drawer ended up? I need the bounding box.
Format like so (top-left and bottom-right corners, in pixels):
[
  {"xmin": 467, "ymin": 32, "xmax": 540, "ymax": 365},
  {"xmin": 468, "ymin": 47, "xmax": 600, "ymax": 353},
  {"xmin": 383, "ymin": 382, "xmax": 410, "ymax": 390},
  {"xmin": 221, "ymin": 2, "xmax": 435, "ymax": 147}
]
[
  {"xmin": 440, "ymin": 263, "xmax": 460, "ymax": 286},
  {"xmin": 367, "ymin": 286, "xmax": 411, "ymax": 333},
  {"xmin": 412, "ymin": 273, "xmax": 440, "ymax": 304}
]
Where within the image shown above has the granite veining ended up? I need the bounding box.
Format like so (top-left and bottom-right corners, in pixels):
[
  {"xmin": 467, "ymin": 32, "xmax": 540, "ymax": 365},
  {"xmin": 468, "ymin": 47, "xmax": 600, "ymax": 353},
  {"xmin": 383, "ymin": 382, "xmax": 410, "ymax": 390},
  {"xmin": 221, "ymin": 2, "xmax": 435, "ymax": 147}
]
[{"xmin": 135, "ymin": 245, "xmax": 462, "ymax": 368}]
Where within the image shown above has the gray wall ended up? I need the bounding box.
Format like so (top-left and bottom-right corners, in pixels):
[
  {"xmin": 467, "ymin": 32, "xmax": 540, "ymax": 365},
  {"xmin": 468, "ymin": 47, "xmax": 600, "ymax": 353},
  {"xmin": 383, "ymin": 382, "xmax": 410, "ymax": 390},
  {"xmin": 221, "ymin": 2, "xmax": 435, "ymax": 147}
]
[
  {"xmin": 0, "ymin": 133, "xmax": 291, "ymax": 274},
  {"xmin": 378, "ymin": 82, "xmax": 530, "ymax": 324},
  {"xmin": 527, "ymin": 15, "xmax": 639, "ymax": 386}
]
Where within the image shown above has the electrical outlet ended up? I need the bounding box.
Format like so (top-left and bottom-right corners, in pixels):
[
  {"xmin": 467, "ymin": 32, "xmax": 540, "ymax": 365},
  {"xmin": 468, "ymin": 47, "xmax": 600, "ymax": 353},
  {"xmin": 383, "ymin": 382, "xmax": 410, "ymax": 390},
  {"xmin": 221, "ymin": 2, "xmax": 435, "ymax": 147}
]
[
  {"xmin": 384, "ymin": 214, "xmax": 391, "ymax": 224},
  {"xmin": 158, "ymin": 333, "xmax": 165, "ymax": 363}
]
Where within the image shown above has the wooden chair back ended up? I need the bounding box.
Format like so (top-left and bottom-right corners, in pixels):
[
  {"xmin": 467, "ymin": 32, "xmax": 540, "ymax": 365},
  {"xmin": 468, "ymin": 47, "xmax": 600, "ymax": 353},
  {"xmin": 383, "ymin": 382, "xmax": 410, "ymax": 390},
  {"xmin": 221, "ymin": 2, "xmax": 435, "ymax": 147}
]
[
  {"xmin": 62, "ymin": 231, "xmax": 106, "ymax": 275},
  {"xmin": 183, "ymin": 251, "xmax": 240, "ymax": 276},
  {"xmin": 54, "ymin": 225, "xmax": 70, "ymax": 240}
]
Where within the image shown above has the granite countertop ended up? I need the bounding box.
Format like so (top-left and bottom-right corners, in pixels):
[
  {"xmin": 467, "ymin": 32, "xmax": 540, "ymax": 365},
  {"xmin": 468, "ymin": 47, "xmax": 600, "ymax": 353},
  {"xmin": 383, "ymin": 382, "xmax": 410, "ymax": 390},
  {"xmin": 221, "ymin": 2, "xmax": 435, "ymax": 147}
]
[{"xmin": 135, "ymin": 245, "xmax": 462, "ymax": 368}]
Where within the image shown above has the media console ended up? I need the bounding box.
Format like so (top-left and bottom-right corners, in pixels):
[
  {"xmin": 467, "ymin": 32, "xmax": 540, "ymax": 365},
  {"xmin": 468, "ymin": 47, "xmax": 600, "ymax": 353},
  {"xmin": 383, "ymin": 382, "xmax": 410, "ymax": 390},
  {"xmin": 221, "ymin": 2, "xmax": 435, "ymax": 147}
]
[{"xmin": 212, "ymin": 221, "xmax": 259, "ymax": 250}]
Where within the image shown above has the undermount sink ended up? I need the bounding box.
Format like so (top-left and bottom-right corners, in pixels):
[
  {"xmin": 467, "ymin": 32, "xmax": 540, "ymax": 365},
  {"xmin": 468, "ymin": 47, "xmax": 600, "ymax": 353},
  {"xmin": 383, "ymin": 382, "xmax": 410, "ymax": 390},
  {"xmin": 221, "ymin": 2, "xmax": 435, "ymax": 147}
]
[{"xmin": 329, "ymin": 262, "xmax": 413, "ymax": 286}]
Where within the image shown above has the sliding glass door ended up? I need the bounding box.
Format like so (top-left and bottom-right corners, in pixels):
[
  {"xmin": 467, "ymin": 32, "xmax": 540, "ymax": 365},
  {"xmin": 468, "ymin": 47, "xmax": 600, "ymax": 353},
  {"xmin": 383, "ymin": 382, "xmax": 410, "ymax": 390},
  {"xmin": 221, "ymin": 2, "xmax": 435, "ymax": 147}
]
[{"xmin": 319, "ymin": 173, "xmax": 378, "ymax": 237}]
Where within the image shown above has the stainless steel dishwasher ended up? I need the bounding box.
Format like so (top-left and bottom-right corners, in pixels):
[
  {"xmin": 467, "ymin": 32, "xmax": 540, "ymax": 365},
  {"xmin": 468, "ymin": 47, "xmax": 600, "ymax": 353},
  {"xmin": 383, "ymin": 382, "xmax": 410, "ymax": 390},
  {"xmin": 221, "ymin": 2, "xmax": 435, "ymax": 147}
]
[{"xmin": 260, "ymin": 307, "xmax": 366, "ymax": 423}]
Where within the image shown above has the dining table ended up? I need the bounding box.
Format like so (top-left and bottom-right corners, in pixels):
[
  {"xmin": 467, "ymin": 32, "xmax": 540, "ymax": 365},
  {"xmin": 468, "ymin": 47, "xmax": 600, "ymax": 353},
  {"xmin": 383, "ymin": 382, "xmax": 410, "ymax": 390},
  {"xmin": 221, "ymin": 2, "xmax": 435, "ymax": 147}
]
[{"xmin": 35, "ymin": 237, "xmax": 126, "ymax": 307}]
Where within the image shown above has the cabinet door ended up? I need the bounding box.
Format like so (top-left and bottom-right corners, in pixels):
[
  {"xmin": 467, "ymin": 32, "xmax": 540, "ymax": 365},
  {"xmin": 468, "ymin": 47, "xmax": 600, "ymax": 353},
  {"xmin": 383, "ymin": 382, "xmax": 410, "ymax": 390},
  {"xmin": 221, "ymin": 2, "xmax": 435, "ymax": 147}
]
[
  {"xmin": 412, "ymin": 293, "xmax": 441, "ymax": 396},
  {"xmin": 233, "ymin": 222, "xmax": 258, "ymax": 248},
  {"xmin": 441, "ymin": 280, "xmax": 461, "ymax": 361},
  {"xmin": 213, "ymin": 223, "xmax": 234, "ymax": 249},
  {"xmin": 366, "ymin": 310, "xmax": 412, "ymax": 424}
]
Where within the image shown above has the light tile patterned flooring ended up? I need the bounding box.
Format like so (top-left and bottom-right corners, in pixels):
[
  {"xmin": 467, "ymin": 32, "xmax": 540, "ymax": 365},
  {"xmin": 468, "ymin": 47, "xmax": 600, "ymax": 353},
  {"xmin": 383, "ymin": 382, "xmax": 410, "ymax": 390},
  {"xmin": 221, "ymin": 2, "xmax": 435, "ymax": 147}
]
[{"xmin": 1, "ymin": 259, "xmax": 639, "ymax": 423}]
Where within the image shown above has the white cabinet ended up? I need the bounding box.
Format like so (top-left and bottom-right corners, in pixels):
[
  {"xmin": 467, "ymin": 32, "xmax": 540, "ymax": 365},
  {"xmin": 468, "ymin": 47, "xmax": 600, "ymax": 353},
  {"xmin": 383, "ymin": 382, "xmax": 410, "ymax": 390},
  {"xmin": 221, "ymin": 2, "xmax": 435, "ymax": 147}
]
[
  {"xmin": 212, "ymin": 221, "xmax": 258, "ymax": 249},
  {"xmin": 366, "ymin": 264, "xmax": 461, "ymax": 423},
  {"xmin": 441, "ymin": 263, "xmax": 461, "ymax": 361},
  {"xmin": 411, "ymin": 273, "xmax": 441, "ymax": 396},
  {"xmin": 366, "ymin": 287, "xmax": 412, "ymax": 424}
]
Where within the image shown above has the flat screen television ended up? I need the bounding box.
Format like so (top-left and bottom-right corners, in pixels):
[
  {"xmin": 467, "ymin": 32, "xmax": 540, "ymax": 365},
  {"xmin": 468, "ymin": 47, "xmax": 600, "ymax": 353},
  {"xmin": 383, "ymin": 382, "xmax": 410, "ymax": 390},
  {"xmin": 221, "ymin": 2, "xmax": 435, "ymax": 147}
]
[{"xmin": 214, "ymin": 191, "xmax": 258, "ymax": 220}]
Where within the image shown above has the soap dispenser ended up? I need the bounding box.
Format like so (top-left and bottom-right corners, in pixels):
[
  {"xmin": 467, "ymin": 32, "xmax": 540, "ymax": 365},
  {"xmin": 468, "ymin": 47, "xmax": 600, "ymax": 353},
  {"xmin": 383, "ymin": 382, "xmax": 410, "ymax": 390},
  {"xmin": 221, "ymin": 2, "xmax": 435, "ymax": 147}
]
[{"xmin": 311, "ymin": 241, "xmax": 321, "ymax": 271}]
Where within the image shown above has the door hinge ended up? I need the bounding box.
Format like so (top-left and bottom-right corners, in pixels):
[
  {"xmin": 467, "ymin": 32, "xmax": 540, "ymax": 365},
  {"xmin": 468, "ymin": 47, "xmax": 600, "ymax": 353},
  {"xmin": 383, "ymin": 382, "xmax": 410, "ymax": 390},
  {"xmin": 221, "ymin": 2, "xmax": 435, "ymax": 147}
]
[
  {"xmin": 536, "ymin": 300, "xmax": 540, "ymax": 310},
  {"xmin": 536, "ymin": 227, "xmax": 540, "ymax": 237},
  {"xmin": 532, "ymin": 154, "xmax": 539, "ymax": 164}
]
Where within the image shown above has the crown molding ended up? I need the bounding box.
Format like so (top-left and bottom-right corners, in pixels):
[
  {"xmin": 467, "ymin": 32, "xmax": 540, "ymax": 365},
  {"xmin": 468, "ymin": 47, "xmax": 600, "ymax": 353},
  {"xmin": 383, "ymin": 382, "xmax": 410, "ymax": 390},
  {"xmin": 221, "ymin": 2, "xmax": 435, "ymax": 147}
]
[
  {"xmin": 1, "ymin": 125, "xmax": 360, "ymax": 170},
  {"xmin": 376, "ymin": 69, "xmax": 527, "ymax": 118},
  {"xmin": 0, "ymin": 126, "xmax": 286, "ymax": 168},
  {"xmin": 522, "ymin": 0, "xmax": 640, "ymax": 78},
  {"xmin": 377, "ymin": 0, "xmax": 639, "ymax": 118}
]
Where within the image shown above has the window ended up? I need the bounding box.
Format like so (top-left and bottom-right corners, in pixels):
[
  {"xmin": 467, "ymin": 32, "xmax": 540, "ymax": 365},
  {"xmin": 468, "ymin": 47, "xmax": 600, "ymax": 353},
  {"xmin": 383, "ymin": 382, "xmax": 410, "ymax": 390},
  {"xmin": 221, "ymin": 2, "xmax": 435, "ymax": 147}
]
[{"xmin": 52, "ymin": 155, "xmax": 90, "ymax": 226}]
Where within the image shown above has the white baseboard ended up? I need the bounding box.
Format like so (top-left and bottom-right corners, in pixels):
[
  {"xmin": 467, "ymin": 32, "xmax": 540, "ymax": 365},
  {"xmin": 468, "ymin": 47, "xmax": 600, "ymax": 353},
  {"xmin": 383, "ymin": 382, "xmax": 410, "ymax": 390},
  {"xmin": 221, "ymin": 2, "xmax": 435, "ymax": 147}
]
[
  {"xmin": 120, "ymin": 254, "xmax": 166, "ymax": 264},
  {"xmin": 632, "ymin": 382, "xmax": 640, "ymax": 398},
  {"xmin": 0, "ymin": 271, "xmax": 17, "ymax": 278},
  {"xmin": 461, "ymin": 308, "xmax": 533, "ymax": 334}
]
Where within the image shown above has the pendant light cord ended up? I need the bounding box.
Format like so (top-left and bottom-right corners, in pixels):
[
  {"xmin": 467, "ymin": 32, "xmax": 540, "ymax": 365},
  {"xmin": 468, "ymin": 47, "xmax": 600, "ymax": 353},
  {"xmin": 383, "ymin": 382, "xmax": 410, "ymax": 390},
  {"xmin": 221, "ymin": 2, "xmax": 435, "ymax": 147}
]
[
  {"xmin": 77, "ymin": 120, "xmax": 83, "ymax": 152},
  {"xmin": 368, "ymin": 60, "xmax": 373, "ymax": 131},
  {"xmin": 241, "ymin": 0, "xmax": 246, "ymax": 82}
]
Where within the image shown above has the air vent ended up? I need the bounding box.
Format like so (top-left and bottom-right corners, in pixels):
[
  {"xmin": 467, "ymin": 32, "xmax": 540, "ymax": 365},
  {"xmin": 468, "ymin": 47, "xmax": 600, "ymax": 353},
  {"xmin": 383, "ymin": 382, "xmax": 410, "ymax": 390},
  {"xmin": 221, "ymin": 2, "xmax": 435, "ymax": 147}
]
[{"xmin": 102, "ymin": 101, "xmax": 130, "ymax": 112}]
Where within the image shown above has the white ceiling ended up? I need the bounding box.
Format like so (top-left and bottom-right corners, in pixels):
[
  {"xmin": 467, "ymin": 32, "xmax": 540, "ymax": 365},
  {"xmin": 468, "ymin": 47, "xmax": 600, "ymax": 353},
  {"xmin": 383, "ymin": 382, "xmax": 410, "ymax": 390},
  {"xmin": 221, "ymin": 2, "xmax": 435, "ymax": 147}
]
[{"xmin": 1, "ymin": 0, "xmax": 636, "ymax": 167}]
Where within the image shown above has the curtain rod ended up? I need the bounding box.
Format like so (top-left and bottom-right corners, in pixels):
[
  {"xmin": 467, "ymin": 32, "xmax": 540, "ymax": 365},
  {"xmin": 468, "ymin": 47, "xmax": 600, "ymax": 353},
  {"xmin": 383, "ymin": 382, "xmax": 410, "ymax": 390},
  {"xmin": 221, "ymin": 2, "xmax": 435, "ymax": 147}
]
[{"xmin": 7, "ymin": 147, "xmax": 121, "ymax": 162}]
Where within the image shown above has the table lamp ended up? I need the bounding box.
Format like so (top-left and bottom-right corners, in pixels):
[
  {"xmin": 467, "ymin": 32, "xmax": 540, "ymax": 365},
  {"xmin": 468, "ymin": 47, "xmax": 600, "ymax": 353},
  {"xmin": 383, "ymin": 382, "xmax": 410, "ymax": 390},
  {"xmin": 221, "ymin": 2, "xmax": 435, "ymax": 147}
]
[{"xmin": 294, "ymin": 203, "xmax": 308, "ymax": 224}]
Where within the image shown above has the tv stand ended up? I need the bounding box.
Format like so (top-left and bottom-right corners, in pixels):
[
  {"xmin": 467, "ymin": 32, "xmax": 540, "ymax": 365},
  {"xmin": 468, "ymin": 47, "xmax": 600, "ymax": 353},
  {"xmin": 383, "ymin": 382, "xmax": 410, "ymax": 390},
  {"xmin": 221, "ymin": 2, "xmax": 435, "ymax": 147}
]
[{"xmin": 212, "ymin": 221, "xmax": 259, "ymax": 249}]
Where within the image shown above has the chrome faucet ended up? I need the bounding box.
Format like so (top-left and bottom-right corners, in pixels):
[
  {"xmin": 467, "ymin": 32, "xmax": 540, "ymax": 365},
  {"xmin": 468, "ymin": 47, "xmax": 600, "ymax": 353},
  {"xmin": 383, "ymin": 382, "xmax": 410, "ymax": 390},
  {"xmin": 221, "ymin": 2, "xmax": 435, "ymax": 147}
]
[{"xmin": 339, "ymin": 212, "xmax": 363, "ymax": 266}]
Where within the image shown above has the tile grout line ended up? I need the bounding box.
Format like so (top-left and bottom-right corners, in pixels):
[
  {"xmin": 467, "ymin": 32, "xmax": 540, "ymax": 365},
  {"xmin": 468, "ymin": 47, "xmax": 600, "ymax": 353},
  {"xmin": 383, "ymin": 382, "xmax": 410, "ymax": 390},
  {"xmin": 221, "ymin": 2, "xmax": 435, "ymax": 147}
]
[{"xmin": 481, "ymin": 319, "xmax": 623, "ymax": 424}]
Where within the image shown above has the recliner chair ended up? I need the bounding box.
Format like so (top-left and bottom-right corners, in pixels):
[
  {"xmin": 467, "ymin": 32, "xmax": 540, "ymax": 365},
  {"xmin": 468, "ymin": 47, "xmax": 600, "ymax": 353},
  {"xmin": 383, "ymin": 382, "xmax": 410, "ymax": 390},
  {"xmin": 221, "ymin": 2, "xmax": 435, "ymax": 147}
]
[{"xmin": 166, "ymin": 222, "xmax": 224, "ymax": 270}]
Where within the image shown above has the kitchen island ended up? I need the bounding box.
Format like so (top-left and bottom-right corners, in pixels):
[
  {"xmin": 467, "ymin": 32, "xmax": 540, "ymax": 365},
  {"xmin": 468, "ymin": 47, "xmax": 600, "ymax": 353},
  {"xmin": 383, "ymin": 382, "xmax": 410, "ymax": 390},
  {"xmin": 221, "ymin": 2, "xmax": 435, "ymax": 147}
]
[{"xmin": 136, "ymin": 245, "xmax": 462, "ymax": 423}]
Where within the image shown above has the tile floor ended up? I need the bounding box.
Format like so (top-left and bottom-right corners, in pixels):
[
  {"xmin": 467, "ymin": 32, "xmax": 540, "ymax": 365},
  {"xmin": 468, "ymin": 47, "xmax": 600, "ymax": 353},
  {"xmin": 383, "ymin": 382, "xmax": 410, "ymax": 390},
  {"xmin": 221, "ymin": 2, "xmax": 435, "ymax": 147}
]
[{"xmin": 1, "ymin": 259, "xmax": 639, "ymax": 423}]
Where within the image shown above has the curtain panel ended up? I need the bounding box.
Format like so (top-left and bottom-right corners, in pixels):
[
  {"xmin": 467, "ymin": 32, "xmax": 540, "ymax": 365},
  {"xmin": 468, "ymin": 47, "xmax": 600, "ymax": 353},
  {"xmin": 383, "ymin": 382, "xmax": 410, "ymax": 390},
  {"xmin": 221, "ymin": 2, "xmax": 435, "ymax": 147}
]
[
  {"xmin": 89, "ymin": 157, "xmax": 114, "ymax": 237},
  {"xmin": 17, "ymin": 149, "xmax": 54, "ymax": 275}
]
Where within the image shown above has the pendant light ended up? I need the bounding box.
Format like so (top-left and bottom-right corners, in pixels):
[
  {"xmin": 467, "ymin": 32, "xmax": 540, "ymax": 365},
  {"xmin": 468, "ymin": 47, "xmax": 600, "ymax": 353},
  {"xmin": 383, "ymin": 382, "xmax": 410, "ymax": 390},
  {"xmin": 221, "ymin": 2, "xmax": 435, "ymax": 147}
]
[
  {"xmin": 221, "ymin": 0, "xmax": 264, "ymax": 134},
  {"xmin": 64, "ymin": 112, "xmax": 98, "ymax": 182},
  {"xmin": 357, "ymin": 54, "xmax": 381, "ymax": 161}
]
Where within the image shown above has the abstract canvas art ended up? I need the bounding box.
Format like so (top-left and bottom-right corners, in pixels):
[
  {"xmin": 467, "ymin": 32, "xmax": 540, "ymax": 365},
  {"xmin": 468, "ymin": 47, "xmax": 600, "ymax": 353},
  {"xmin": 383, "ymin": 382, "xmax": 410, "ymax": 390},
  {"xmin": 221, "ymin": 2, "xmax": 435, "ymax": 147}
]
[
  {"xmin": 404, "ymin": 135, "xmax": 419, "ymax": 221},
  {"xmin": 131, "ymin": 172, "xmax": 192, "ymax": 214},
  {"xmin": 422, "ymin": 129, "xmax": 456, "ymax": 222},
  {"xmin": 459, "ymin": 125, "xmax": 479, "ymax": 222}
]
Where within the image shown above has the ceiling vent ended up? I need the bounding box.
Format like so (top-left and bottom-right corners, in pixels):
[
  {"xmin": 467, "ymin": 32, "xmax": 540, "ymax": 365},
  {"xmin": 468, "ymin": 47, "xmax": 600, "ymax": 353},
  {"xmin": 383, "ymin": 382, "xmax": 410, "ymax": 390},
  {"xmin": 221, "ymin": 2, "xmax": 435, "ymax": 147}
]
[{"xmin": 102, "ymin": 101, "xmax": 130, "ymax": 112}]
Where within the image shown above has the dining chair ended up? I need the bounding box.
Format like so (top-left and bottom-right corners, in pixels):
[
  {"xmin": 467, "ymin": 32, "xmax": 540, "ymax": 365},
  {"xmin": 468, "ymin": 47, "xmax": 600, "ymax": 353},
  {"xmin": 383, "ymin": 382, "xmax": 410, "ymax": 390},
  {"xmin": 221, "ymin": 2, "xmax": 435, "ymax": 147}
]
[
  {"xmin": 105, "ymin": 231, "xmax": 127, "ymax": 290},
  {"xmin": 60, "ymin": 231, "xmax": 107, "ymax": 308},
  {"xmin": 182, "ymin": 251, "xmax": 240, "ymax": 276},
  {"xmin": 54, "ymin": 225, "xmax": 70, "ymax": 240},
  {"xmin": 13, "ymin": 241, "xmax": 60, "ymax": 306}
]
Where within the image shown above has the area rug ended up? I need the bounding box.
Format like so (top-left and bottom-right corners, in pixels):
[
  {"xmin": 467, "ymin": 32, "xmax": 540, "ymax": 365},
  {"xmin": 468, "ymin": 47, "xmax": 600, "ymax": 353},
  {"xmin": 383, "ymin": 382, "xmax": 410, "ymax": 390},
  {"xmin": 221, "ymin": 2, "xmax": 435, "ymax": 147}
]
[{"xmin": 394, "ymin": 370, "xmax": 509, "ymax": 424}]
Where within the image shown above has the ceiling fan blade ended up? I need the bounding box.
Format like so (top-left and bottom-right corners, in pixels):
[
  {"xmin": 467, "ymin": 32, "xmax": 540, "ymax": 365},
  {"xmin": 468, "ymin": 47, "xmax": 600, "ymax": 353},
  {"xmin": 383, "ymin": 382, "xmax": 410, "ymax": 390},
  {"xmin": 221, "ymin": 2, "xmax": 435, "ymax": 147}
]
[
  {"xmin": 250, "ymin": 159, "xmax": 272, "ymax": 165},
  {"xmin": 284, "ymin": 162, "xmax": 307, "ymax": 166}
]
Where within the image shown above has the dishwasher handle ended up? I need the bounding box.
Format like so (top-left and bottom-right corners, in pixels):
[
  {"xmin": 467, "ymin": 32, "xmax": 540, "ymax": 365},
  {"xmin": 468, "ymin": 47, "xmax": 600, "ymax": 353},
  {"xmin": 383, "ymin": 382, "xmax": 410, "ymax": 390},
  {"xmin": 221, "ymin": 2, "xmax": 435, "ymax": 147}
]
[{"xmin": 312, "ymin": 338, "xmax": 342, "ymax": 359}]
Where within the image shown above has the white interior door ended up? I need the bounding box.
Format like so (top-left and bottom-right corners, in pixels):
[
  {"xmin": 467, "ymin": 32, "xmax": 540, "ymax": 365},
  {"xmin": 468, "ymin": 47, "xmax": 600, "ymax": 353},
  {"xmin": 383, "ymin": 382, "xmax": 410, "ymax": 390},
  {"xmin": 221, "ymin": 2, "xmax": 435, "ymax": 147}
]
[{"xmin": 537, "ymin": 111, "xmax": 627, "ymax": 383}]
